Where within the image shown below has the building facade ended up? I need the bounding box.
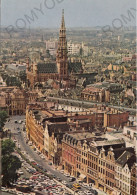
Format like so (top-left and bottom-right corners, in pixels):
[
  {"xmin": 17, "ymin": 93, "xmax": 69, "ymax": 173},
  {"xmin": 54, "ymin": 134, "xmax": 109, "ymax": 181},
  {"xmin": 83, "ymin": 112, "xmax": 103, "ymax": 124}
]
[
  {"xmin": 130, "ymin": 163, "xmax": 137, "ymax": 195},
  {"xmin": 26, "ymin": 10, "xmax": 69, "ymax": 88},
  {"xmin": 0, "ymin": 86, "xmax": 38, "ymax": 115}
]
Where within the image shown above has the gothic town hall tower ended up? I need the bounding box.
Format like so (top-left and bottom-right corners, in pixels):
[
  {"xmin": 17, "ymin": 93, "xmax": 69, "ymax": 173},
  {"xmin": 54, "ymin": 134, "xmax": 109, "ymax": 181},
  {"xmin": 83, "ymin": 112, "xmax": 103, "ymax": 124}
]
[{"xmin": 56, "ymin": 9, "xmax": 68, "ymax": 80}]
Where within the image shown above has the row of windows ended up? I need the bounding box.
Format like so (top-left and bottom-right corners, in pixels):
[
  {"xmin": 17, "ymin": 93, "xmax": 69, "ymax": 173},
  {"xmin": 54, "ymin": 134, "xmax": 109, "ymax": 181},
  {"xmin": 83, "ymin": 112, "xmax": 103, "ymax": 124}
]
[
  {"xmin": 63, "ymin": 146, "xmax": 74, "ymax": 153},
  {"xmin": 77, "ymin": 150, "xmax": 81, "ymax": 154},
  {"xmin": 88, "ymin": 155, "xmax": 97, "ymax": 162},
  {"xmin": 82, "ymin": 151, "xmax": 87, "ymax": 157},
  {"xmin": 99, "ymin": 167, "xmax": 105, "ymax": 174},
  {"xmin": 88, "ymin": 162, "xmax": 98, "ymax": 170},
  {"xmin": 77, "ymin": 164, "xmax": 81, "ymax": 169},
  {"xmin": 131, "ymin": 189, "xmax": 136, "ymax": 195},
  {"xmin": 99, "ymin": 160, "xmax": 105, "ymax": 166},
  {"xmin": 116, "ymin": 180, "xmax": 130, "ymax": 192},
  {"xmin": 77, "ymin": 156, "xmax": 81, "ymax": 162},
  {"xmin": 106, "ymin": 163, "xmax": 114, "ymax": 171},
  {"xmin": 87, "ymin": 169, "xmax": 97, "ymax": 177},
  {"xmin": 12, "ymin": 104, "xmax": 24, "ymax": 108},
  {"xmin": 106, "ymin": 179, "xmax": 114, "ymax": 187},
  {"xmin": 131, "ymin": 180, "xmax": 136, "ymax": 186},
  {"xmin": 116, "ymin": 173, "xmax": 130, "ymax": 183},
  {"xmin": 82, "ymin": 158, "xmax": 87, "ymax": 165},
  {"xmin": 106, "ymin": 171, "xmax": 114, "ymax": 179}
]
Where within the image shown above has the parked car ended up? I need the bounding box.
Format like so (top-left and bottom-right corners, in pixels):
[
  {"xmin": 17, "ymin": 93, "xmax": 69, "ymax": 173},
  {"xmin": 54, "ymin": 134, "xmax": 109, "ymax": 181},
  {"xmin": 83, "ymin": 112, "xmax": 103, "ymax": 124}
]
[
  {"xmin": 60, "ymin": 170, "xmax": 64, "ymax": 174},
  {"xmin": 66, "ymin": 184, "xmax": 73, "ymax": 188},
  {"xmin": 57, "ymin": 177, "xmax": 62, "ymax": 182},
  {"xmin": 69, "ymin": 177, "xmax": 76, "ymax": 182},
  {"xmin": 62, "ymin": 180, "xmax": 67, "ymax": 185},
  {"xmin": 19, "ymin": 120, "xmax": 22, "ymax": 124}
]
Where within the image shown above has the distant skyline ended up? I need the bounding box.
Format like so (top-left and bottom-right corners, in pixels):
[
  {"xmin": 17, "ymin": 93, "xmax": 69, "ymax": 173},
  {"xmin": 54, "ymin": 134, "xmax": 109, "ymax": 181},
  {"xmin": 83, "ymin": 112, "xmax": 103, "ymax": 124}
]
[{"xmin": 1, "ymin": 0, "xmax": 136, "ymax": 29}]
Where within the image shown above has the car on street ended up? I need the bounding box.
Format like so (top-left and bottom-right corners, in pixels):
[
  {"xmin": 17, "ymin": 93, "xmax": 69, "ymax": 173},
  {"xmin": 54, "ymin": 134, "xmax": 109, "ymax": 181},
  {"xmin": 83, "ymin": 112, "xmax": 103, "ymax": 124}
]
[
  {"xmin": 19, "ymin": 120, "xmax": 22, "ymax": 124},
  {"xmin": 64, "ymin": 173, "xmax": 70, "ymax": 177},
  {"xmin": 84, "ymin": 191, "xmax": 93, "ymax": 195},
  {"xmin": 78, "ymin": 191, "xmax": 84, "ymax": 195},
  {"xmin": 69, "ymin": 177, "xmax": 76, "ymax": 182},
  {"xmin": 73, "ymin": 183, "xmax": 81, "ymax": 189},
  {"xmin": 57, "ymin": 177, "xmax": 62, "ymax": 182},
  {"xmin": 62, "ymin": 180, "xmax": 67, "ymax": 185},
  {"xmin": 90, "ymin": 189, "xmax": 98, "ymax": 195},
  {"xmin": 66, "ymin": 184, "xmax": 73, "ymax": 188},
  {"xmin": 60, "ymin": 170, "xmax": 64, "ymax": 174},
  {"xmin": 43, "ymin": 168, "xmax": 47, "ymax": 172}
]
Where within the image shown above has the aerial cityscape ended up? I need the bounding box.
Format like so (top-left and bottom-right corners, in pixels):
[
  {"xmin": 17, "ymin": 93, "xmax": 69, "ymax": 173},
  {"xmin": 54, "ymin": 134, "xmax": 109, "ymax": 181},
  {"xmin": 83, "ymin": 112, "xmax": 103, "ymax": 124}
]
[{"xmin": 0, "ymin": 1, "xmax": 136, "ymax": 195}]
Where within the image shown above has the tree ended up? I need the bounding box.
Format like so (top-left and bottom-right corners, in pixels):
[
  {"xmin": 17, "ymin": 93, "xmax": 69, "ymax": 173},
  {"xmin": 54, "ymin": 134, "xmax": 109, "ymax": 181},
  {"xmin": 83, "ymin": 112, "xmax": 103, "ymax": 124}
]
[
  {"xmin": 0, "ymin": 110, "xmax": 8, "ymax": 129},
  {"xmin": 2, "ymin": 139, "xmax": 21, "ymax": 187}
]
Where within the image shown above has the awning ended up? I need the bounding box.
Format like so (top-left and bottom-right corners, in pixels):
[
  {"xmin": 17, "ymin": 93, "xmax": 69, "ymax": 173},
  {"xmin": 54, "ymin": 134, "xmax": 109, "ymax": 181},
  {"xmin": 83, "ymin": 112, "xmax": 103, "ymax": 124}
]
[{"xmin": 79, "ymin": 173, "xmax": 86, "ymax": 180}]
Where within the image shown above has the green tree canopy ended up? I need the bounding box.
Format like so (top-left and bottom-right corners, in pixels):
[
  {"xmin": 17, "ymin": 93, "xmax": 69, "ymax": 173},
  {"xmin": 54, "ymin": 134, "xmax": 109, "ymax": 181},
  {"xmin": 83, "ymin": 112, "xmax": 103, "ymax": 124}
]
[
  {"xmin": 2, "ymin": 139, "xmax": 21, "ymax": 187},
  {"xmin": 2, "ymin": 139, "xmax": 15, "ymax": 155},
  {"xmin": 0, "ymin": 110, "xmax": 8, "ymax": 129}
]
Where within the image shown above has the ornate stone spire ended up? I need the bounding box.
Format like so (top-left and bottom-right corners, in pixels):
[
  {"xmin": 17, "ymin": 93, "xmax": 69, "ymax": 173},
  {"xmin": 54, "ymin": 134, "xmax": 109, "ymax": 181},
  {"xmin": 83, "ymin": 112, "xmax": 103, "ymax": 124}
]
[
  {"xmin": 56, "ymin": 9, "xmax": 68, "ymax": 80},
  {"xmin": 61, "ymin": 9, "xmax": 65, "ymax": 29}
]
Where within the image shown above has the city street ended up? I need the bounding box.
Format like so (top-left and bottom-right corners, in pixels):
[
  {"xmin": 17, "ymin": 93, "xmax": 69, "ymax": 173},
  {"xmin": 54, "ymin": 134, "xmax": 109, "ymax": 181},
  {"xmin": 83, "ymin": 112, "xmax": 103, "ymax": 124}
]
[
  {"xmin": 5, "ymin": 116, "xmax": 72, "ymax": 182},
  {"xmin": 4, "ymin": 115, "xmax": 106, "ymax": 195}
]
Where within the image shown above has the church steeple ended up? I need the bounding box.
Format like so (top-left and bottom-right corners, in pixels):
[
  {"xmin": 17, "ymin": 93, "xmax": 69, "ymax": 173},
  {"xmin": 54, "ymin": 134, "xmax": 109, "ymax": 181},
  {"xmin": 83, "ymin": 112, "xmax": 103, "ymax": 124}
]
[
  {"xmin": 61, "ymin": 9, "xmax": 65, "ymax": 29},
  {"xmin": 56, "ymin": 9, "xmax": 68, "ymax": 80}
]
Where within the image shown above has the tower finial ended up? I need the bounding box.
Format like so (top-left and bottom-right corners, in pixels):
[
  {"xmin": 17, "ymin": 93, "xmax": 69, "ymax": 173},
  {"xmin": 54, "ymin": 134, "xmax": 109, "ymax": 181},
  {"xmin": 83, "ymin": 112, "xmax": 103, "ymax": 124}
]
[
  {"xmin": 62, "ymin": 9, "xmax": 64, "ymax": 16},
  {"xmin": 61, "ymin": 9, "xmax": 65, "ymax": 29}
]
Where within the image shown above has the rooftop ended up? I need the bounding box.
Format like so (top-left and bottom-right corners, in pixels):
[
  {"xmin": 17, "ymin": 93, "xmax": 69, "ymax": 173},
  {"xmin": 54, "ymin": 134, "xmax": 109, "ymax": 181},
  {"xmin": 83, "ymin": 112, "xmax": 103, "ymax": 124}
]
[
  {"xmin": 92, "ymin": 139, "xmax": 125, "ymax": 147},
  {"xmin": 65, "ymin": 131, "xmax": 94, "ymax": 141}
]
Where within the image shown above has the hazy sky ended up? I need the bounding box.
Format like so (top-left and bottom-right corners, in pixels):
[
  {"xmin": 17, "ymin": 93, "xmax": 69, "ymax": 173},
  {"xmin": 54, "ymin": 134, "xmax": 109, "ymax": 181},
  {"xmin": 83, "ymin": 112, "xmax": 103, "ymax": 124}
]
[{"xmin": 1, "ymin": 0, "xmax": 136, "ymax": 28}]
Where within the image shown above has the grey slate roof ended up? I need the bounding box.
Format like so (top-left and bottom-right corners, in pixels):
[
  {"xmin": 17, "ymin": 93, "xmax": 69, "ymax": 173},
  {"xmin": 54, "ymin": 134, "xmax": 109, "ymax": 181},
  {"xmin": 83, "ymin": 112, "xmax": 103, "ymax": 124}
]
[
  {"xmin": 37, "ymin": 63, "xmax": 58, "ymax": 73},
  {"xmin": 116, "ymin": 150, "xmax": 136, "ymax": 169},
  {"xmin": 94, "ymin": 139, "xmax": 125, "ymax": 147}
]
